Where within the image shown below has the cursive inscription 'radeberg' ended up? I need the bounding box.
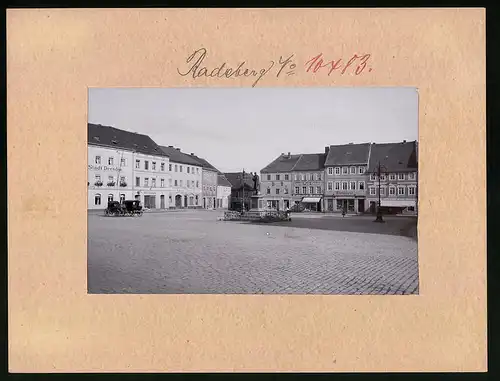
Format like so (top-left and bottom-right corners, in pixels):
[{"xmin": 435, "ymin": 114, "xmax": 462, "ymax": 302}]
[{"xmin": 177, "ymin": 48, "xmax": 297, "ymax": 87}]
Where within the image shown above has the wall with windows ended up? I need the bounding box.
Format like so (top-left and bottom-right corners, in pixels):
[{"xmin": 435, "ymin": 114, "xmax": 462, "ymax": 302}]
[
  {"xmin": 324, "ymin": 164, "xmax": 368, "ymax": 212},
  {"xmin": 216, "ymin": 185, "xmax": 231, "ymax": 209},
  {"xmin": 259, "ymin": 172, "xmax": 293, "ymax": 210},
  {"xmin": 168, "ymin": 160, "xmax": 203, "ymax": 208},
  {"xmin": 366, "ymin": 171, "xmax": 418, "ymax": 213},
  {"xmin": 291, "ymin": 170, "xmax": 324, "ymax": 204},
  {"xmin": 131, "ymin": 152, "xmax": 171, "ymax": 209},
  {"xmin": 202, "ymin": 169, "xmax": 218, "ymax": 209}
]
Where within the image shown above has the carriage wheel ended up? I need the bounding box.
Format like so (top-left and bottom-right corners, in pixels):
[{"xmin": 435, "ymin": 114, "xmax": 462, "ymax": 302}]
[{"xmin": 114, "ymin": 211, "xmax": 120, "ymax": 217}]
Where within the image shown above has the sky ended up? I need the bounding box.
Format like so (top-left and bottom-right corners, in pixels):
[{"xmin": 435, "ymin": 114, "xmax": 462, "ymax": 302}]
[{"xmin": 88, "ymin": 87, "xmax": 418, "ymax": 174}]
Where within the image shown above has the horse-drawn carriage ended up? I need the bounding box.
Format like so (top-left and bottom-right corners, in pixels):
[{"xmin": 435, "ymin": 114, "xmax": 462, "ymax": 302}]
[{"xmin": 105, "ymin": 200, "xmax": 143, "ymax": 217}]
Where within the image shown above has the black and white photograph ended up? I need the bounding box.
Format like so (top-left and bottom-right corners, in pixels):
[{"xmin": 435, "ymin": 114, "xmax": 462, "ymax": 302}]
[{"xmin": 87, "ymin": 87, "xmax": 419, "ymax": 295}]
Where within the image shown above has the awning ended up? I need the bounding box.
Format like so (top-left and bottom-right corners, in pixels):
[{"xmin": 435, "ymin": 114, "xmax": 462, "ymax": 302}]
[
  {"xmin": 381, "ymin": 200, "xmax": 416, "ymax": 207},
  {"xmin": 302, "ymin": 197, "xmax": 322, "ymax": 203}
]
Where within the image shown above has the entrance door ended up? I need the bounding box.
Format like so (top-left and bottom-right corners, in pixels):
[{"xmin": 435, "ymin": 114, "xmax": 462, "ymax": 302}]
[
  {"xmin": 284, "ymin": 200, "xmax": 290, "ymax": 209},
  {"xmin": 184, "ymin": 195, "xmax": 188, "ymax": 208},
  {"xmin": 160, "ymin": 195, "xmax": 165, "ymax": 209},
  {"xmin": 175, "ymin": 195, "xmax": 182, "ymax": 208},
  {"xmin": 328, "ymin": 199, "xmax": 334, "ymax": 211},
  {"xmin": 357, "ymin": 199, "xmax": 364, "ymax": 213},
  {"xmin": 348, "ymin": 199, "xmax": 354, "ymax": 212}
]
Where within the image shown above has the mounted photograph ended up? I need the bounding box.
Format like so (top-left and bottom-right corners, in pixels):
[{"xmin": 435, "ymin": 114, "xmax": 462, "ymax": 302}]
[{"xmin": 87, "ymin": 87, "xmax": 419, "ymax": 295}]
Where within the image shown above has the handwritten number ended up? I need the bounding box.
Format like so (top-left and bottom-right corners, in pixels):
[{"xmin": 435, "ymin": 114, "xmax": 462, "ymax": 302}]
[{"xmin": 355, "ymin": 54, "xmax": 371, "ymax": 75}]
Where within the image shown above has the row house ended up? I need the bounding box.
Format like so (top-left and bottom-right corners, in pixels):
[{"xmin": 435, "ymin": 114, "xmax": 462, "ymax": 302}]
[
  {"xmin": 366, "ymin": 141, "xmax": 418, "ymax": 214},
  {"xmin": 260, "ymin": 152, "xmax": 302, "ymax": 210},
  {"xmin": 324, "ymin": 143, "xmax": 371, "ymax": 213},
  {"xmin": 291, "ymin": 153, "xmax": 326, "ymax": 211},
  {"xmin": 216, "ymin": 174, "xmax": 232, "ymax": 209},
  {"xmin": 159, "ymin": 145, "xmax": 203, "ymax": 208},
  {"xmin": 88, "ymin": 123, "xmax": 171, "ymax": 210},
  {"xmin": 190, "ymin": 155, "xmax": 219, "ymax": 209}
]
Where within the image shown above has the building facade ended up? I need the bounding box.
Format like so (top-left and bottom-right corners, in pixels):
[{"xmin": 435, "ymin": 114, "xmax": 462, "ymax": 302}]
[
  {"xmin": 366, "ymin": 141, "xmax": 418, "ymax": 214},
  {"xmin": 324, "ymin": 143, "xmax": 371, "ymax": 213},
  {"xmin": 216, "ymin": 174, "xmax": 232, "ymax": 209},
  {"xmin": 88, "ymin": 123, "xmax": 171, "ymax": 210},
  {"xmin": 290, "ymin": 153, "xmax": 326, "ymax": 211},
  {"xmin": 224, "ymin": 172, "xmax": 257, "ymax": 211},
  {"xmin": 260, "ymin": 152, "xmax": 301, "ymax": 210},
  {"xmin": 159, "ymin": 146, "xmax": 203, "ymax": 208},
  {"xmin": 189, "ymin": 155, "xmax": 219, "ymax": 209}
]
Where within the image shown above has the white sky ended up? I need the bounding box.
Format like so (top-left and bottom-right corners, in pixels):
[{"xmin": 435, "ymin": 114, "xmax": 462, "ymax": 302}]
[{"xmin": 88, "ymin": 87, "xmax": 418, "ymax": 174}]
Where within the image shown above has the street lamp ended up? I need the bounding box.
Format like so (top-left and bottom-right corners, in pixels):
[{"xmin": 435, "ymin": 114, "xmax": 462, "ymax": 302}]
[{"xmin": 374, "ymin": 159, "xmax": 388, "ymax": 223}]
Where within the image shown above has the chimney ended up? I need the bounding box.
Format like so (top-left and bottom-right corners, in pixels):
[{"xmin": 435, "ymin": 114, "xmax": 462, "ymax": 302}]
[
  {"xmin": 403, "ymin": 140, "xmax": 407, "ymax": 143},
  {"xmin": 190, "ymin": 153, "xmax": 194, "ymax": 155},
  {"xmin": 168, "ymin": 145, "xmax": 173, "ymax": 148},
  {"xmin": 281, "ymin": 152, "xmax": 284, "ymax": 156},
  {"xmin": 288, "ymin": 152, "xmax": 291, "ymax": 156},
  {"xmin": 325, "ymin": 146, "xmax": 330, "ymax": 155},
  {"xmin": 176, "ymin": 148, "xmax": 180, "ymax": 151}
]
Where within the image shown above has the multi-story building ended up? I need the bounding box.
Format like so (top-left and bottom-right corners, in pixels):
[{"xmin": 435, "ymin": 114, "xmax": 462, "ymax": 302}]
[
  {"xmin": 88, "ymin": 123, "xmax": 171, "ymax": 210},
  {"xmin": 324, "ymin": 143, "xmax": 371, "ymax": 213},
  {"xmin": 290, "ymin": 153, "xmax": 326, "ymax": 211},
  {"xmin": 216, "ymin": 174, "xmax": 232, "ymax": 209},
  {"xmin": 224, "ymin": 172, "xmax": 257, "ymax": 211},
  {"xmin": 190, "ymin": 155, "xmax": 219, "ymax": 209},
  {"xmin": 366, "ymin": 140, "xmax": 418, "ymax": 214},
  {"xmin": 260, "ymin": 152, "xmax": 301, "ymax": 210},
  {"xmin": 159, "ymin": 146, "xmax": 203, "ymax": 208}
]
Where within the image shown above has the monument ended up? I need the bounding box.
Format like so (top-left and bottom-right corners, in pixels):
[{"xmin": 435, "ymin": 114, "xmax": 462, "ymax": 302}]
[{"xmin": 250, "ymin": 172, "xmax": 264, "ymax": 211}]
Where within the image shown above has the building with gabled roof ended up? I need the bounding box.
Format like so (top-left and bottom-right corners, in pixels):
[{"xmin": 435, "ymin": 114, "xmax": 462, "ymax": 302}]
[
  {"xmin": 188, "ymin": 154, "xmax": 219, "ymax": 209},
  {"xmin": 216, "ymin": 173, "xmax": 232, "ymax": 209}
]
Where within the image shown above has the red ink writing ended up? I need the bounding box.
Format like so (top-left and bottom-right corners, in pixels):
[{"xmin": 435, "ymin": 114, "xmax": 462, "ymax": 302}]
[{"xmin": 305, "ymin": 53, "xmax": 372, "ymax": 76}]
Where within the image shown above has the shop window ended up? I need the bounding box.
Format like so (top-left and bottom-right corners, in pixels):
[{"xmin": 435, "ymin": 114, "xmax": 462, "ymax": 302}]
[{"xmin": 94, "ymin": 194, "xmax": 101, "ymax": 205}]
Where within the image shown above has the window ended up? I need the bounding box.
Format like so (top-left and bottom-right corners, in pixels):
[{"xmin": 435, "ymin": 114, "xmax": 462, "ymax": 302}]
[
  {"xmin": 302, "ymin": 186, "xmax": 307, "ymax": 194},
  {"xmin": 350, "ymin": 166, "xmax": 356, "ymax": 174},
  {"xmin": 152, "ymin": 162, "xmax": 156, "ymax": 170},
  {"xmin": 295, "ymin": 186, "xmax": 300, "ymax": 194},
  {"xmin": 120, "ymin": 194, "xmax": 125, "ymax": 203},
  {"xmin": 327, "ymin": 182, "xmax": 333, "ymax": 191},
  {"xmin": 316, "ymin": 186, "xmax": 322, "ymax": 194},
  {"xmin": 398, "ymin": 186, "xmax": 405, "ymax": 195},
  {"xmin": 342, "ymin": 167, "xmax": 348, "ymax": 175},
  {"xmin": 301, "ymin": 174, "xmax": 305, "ymax": 181},
  {"xmin": 174, "ymin": 180, "xmax": 178, "ymax": 186},
  {"xmin": 95, "ymin": 156, "xmax": 101, "ymax": 164},
  {"xmin": 187, "ymin": 167, "xmax": 190, "ymax": 174},
  {"xmin": 359, "ymin": 167, "xmax": 365, "ymax": 174},
  {"xmin": 120, "ymin": 158, "xmax": 126, "ymax": 167},
  {"xmin": 120, "ymin": 176, "xmax": 125, "ymax": 183},
  {"xmin": 318, "ymin": 173, "xmax": 322, "ymax": 180},
  {"xmin": 350, "ymin": 181, "xmax": 356, "ymax": 190},
  {"xmin": 408, "ymin": 172, "xmax": 416, "ymax": 180},
  {"xmin": 169, "ymin": 164, "xmax": 172, "ymax": 171},
  {"xmin": 306, "ymin": 173, "xmax": 311, "ymax": 181},
  {"xmin": 144, "ymin": 161, "xmax": 149, "ymax": 170},
  {"xmin": 389, "ymin": 174, "xmax": 396, "ymax": 180},
  {"xmin": 389, "ymin": 187, "xmax": 396, "ymax": 195},
  {"xmin": 266, "ymin": 187, "xmax": 271, "ymax": 194},
  {"xmin": 398, "ymin": 173, "xmax": 405, "ymax": 180},
  {"xmin": 408, "ymin": 186, "xmax": 416, "ymax": 196},
  {"xmin": 370, "ymin": 173, "xmax": 377, "ymax": 181},
  {"xmin": 370, "ymin": 187, "xmax": 376, "ymax": 196},
  {"xmin": 196, "ymin": 181, "xmax": 199, "ymax": 187},
  {"xmin": 309, "ymin": 186, "xmax": 314, "ymax": 194},
  {"xmin": 294, "ymin": 174, "xmax": 298, "ymax": 180},
  {"xmin": 135, "ymin": 177, "xmax": 140, "ymax": 186},
  {"xmin": 161, "ymin": 178, "xmax": 165, "ymax": 187},
  {"xmin": 196, "ymin": 168, "xmax": 199, "ymax": 174},
  {"xmin": 267, "ymin": 174, "xmax": 271, "ymax": 180},
  {"xmin": 328, "ymin": 168, "xmax": 333, "ymax": 175},
  {"xmin": 285, "ymin": 174, "xmax": 289, "ymax": 181},
  {"xmin": 276, "ymin": 174, "xmax": 280, "ymax": 181},
  {"xmin": 192, "ymin": 167, "xmax": 195, "ymax": 174},
  {"xmin": 108, "ymin": 157, "xmax": 114, "ymax": 165},
  {"xmin": 358, "ymin": 181, "xmax": 365, "ymax": 190},
  {"xmin": 175, "ymin": 165, "xmax": 178, "ymax": 172},
  {"xmin": 95, "ymin": 174, "xmax": 101, "ymax": 182},
  {"xmin": 335, "ymin": 167, "xmax": 340, "ymax": 175},
  {"xmin": 94, "ymin": 194, "xmax": 101, "ymax": 205},
  {"xmin": 284, "ymin": 187, "xmax": 289, "ymax": 194},
  {"xmin": 276, "ymin": 188, "xmax": 280, "ymax": 195},
  {"xmin": 380, "ymin": 174, "xmax": 386, "ymax": 181},
  {"xmin": 180, "ymin": 180, "xmax": 183, "ymax": 187},
  {"xmin": 380, "ymin": 187, "xmax": 386, "ymax": 196},
  {"xmin": 161, "ymin": 163, "xmax": 165, "ymax": 171},
  {"xmin": 152, "ymin": 178, "xmax": 156, "ymax": 187},
  {"xmin": 144, "ymin": 178, "xmax": 149, "ymax": 186},
  {"xmin": 342, "ymin": 182, "xmax": 348, "ymax": 190},
  {"xmin": 335, "ymin": 182, "xmax": 340, "ymax": 190},
  {"xmin": 108, "ymin": 175, "xmax": 114, "ymax": 182},
  {"xmin": 135, "ymin": 160, "xmax": 140, "ymax": 169},
  {"xmin": 180, "ymin": 165, "xmax": 183, "ymax": 172},
  {"xmin": 108, "ymin": 194, "xmax": 113, "ymax": 202}
]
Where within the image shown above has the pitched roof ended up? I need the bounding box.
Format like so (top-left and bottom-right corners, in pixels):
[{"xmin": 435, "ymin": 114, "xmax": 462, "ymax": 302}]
[
  {"xmin": 189, "ymin": 154, "xmax": 219, "ymax": 172},
  {"xmin": 223, "ymin": 172, "xmax": 256, "ymax": 189},
  {"xmin": 88, "ymin": 123, "xmax": 168, "ymax": 157},
  {"xmin": 367, "ymin": 141, "xmax": 418, "ymax": 173},
  {"xmin": 159, "ymin": 145, "xmax": 203, "ymax": 166},
  {"xmin": 324, "ymin": 143, "xmax": 371, "ymax": 166},
  {"xmin": 217, "ymin": 174, "xmax": 232, "ymax": 187},
  {"xmin": 260, "ymin": 153, "xmax": 302, "ymax": 173},
  {"xmin": 292, "ymin": 153, "xmax": 326, "ymax": 171}
]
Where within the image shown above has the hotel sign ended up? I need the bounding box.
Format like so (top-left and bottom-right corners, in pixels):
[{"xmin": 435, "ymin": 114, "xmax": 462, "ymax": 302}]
[{"xmin": 88, "ymin": 164, "xmax": 122, "ymax": 172}]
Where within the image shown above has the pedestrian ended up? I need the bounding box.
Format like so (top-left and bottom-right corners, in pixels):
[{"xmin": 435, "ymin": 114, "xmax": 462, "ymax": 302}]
[{"xmin": 342, "ymin": 207, "xmax": 346, "ymax": 217}]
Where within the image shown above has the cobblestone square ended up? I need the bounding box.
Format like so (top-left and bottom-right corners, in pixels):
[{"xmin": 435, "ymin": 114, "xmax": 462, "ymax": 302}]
[{"xmin": 88, "ymin": 210, "xmax": 419, "ymax": 295}]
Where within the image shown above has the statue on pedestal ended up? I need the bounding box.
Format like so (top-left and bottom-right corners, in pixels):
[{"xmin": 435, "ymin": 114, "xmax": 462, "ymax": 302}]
[{"xmin": 252, "ymin": 172, "xmax": 259, "ymax": 195}]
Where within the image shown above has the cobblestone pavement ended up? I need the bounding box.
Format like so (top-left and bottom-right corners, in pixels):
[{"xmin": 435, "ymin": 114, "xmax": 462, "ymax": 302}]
[{"xmin": 88, "ymin": 210, "xmax": 419, "ymax": 295}]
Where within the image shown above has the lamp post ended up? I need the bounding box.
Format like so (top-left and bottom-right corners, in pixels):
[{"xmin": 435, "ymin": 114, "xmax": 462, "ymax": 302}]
[
  {"xmin": 374, "ymin": 160, "xmax": 388, "ymax": 223},
  {"xmin": 241, "ymin": 169, "xmax": 245, "ymax": 214}
]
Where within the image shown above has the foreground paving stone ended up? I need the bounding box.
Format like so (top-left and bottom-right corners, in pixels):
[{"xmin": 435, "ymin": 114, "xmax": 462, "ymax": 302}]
[{"xmin": 88, "ymin": 210, "xmax": 419, "ymax": 295}]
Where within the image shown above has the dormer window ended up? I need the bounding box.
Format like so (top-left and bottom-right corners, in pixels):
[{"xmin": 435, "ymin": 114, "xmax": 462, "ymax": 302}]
[{"xmin": 93, "ymin": 136, "xmax": 100, "ymax": 142}]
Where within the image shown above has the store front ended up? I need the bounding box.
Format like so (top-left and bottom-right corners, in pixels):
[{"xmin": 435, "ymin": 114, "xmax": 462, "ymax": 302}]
[{"xmin": 302, "ymin": 197, "xmax": 322, "ymax": 212}]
